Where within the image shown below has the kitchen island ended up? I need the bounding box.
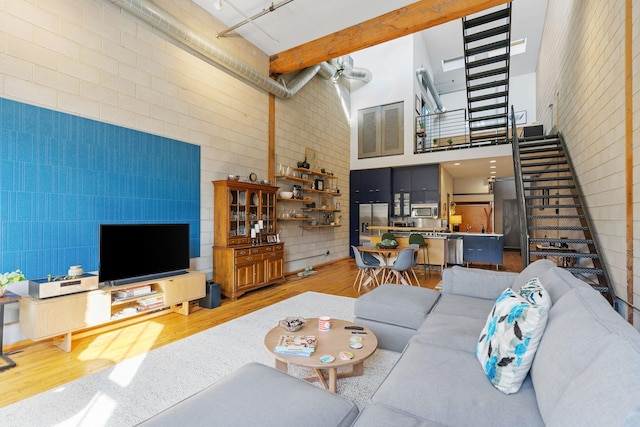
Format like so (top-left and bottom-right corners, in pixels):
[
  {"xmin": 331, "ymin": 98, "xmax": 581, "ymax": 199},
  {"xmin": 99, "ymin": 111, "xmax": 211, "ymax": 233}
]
[{"xmin": 368, "ymin": 227, "xmax": 504, "ymax": 270}]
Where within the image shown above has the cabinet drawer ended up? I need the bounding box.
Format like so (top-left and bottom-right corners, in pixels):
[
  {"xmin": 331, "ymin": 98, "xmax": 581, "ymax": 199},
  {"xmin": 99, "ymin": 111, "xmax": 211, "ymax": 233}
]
[
  {"xmin": 264, "ymin": 251, "xmax": 283, "ymax": 259},
  {"xmin": 236, "ymin": 254, "xmax": 262, "ymax": 264}
]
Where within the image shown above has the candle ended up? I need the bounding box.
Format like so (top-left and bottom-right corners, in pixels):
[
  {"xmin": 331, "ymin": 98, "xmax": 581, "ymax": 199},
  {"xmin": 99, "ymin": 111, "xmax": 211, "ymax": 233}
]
[
  {"xmin": 251, "ymin": 229, "xmax": 256, "ymax": 238},
  {"xmin": 255, "ymin": 224, "xmax": 260, "ymax": 232}
]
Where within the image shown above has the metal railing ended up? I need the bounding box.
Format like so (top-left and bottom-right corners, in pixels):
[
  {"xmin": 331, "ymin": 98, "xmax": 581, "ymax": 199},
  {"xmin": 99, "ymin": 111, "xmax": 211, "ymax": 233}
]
[
  {"xmin": 510, "ymin": 105, "xmax": 529, "ymax": 268},
  {"xmin": 414, "ymin": 108, "xmax": 510, "ymax": 154}
]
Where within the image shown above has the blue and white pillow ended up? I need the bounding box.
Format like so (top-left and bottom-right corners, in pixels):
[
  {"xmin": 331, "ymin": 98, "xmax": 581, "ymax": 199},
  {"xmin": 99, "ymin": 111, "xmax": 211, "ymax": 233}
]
[{"xmin": 476, "ymin": 278, "xmax": 551, "ymax": 394}]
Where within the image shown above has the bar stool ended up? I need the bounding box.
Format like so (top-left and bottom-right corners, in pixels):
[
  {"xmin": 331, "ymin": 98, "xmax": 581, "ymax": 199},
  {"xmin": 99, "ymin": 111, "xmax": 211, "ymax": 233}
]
[{"xmin": 409, "ymin": 233, "xmax": 431, "ymax": 278}]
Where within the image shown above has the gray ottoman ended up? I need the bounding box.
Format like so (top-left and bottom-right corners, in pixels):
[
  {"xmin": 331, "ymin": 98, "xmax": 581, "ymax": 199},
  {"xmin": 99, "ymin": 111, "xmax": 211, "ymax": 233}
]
[
  {"xmin": 354, "ymin": 284, "xmax": 440, "ymax": 352},
  {"xmin": 139, "ymin": 362, "xmax": 359, "ymax": 427}
]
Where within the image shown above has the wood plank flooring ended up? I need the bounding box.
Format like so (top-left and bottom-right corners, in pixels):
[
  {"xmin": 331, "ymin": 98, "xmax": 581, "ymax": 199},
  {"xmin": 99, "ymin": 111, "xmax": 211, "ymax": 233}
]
[{"xmin": 0, "ymin": 252, "xmax": 522, "ymax": 408}]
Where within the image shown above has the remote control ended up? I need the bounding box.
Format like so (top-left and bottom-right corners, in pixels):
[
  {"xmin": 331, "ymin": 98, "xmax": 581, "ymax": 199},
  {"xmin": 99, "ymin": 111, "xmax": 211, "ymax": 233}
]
[{"xmin": 344, "ymin": 326, "xmax": 364, "ymax": 330}]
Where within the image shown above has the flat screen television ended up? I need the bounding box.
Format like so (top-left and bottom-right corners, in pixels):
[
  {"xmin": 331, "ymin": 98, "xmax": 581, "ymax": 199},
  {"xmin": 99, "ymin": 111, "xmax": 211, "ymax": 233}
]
[{"xmin": 99, "ymin": 223, "xmax": 190, "ymax": 285}]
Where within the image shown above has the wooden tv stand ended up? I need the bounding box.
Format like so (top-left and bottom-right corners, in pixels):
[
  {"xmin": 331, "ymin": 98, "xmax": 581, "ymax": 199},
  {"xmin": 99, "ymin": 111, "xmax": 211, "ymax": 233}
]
[{"xmin": 19, "ymin": 271, "xmax": 206, "ymax": 352}]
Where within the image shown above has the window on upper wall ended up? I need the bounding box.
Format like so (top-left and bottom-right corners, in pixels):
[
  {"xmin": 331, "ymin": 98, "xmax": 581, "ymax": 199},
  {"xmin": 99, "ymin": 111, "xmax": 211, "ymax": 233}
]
[{"xmin": 357, "ymin": 101, "xmax": 404, "ymax": 159}]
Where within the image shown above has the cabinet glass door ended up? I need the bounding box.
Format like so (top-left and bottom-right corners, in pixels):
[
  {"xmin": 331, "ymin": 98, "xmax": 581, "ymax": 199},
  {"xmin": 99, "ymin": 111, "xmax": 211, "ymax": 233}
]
[
  {"xmin": 229, "ymin": 189, "xmax": 247, "ymax": 237},
  {"xmin": 261, "ymin": 191, "xmax": 276, "ymax": 233}
]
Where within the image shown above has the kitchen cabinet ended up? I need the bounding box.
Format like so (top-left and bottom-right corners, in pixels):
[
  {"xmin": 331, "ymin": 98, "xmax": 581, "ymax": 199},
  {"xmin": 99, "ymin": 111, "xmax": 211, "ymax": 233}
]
[
  {"xmin": 392, "ymin": 167, "xmax": 412, "ymax": 217},
  {"xmin": 461, "ymin": 234, "xmax": 503, "ymax": 267},
  {"xmin": 351, "ymin": 168, "xmax": 391, "ymax": 204},
  {"xmin": 411, "ymin": 165, "xmax": 439, "ymax": 204},
  {"xmin": 213, "ymin": 180, "xmax": 284, "ymax": 299}
]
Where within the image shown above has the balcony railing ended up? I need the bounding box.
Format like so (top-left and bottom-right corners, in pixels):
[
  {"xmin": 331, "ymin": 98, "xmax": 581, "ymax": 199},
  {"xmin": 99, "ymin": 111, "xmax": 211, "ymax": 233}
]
[{"xmin": 415, "ymin": 108, "xmax": 512, "ymax": 153}]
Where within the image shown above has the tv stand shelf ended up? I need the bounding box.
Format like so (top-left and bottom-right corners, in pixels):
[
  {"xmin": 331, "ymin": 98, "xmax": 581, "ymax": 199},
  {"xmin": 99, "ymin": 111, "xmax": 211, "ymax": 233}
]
[{"xmin": 19, "ymin": 270, "xmax": 205, "ymax": 352}]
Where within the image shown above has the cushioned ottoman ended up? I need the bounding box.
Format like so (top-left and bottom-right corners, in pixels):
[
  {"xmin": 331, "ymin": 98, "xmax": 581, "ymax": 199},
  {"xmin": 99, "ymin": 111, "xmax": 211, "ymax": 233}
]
[
  {"xmin": 354, "ymin": 284, "xmax": 440, "ymax": 352},
  {"xmin": 138, "ymin": 362, "xmax": 359, "ymax": 427}
]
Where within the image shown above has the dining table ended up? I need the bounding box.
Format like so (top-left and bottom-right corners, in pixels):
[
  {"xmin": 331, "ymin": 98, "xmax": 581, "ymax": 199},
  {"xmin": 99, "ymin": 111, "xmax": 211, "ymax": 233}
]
[{"xmin": 355, "ymin": 245, "xmax": 417, "ymax": 286}]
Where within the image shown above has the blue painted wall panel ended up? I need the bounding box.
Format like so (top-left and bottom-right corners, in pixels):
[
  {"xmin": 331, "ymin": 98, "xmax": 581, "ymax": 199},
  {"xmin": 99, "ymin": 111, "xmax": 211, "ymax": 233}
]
[{"xmin": 0, "ymin": 98, "xmax": 200, "ymax": 279}]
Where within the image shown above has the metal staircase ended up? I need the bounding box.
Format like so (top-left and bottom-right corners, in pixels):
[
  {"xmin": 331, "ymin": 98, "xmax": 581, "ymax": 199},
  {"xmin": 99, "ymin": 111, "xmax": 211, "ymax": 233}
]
[
  {"xmin": 512, "ymin": 127, "xmax": 615, "ymax": 304},
  {"xmin": 463, "ymin": 3, "xmax": 512, "ymax": 144}
]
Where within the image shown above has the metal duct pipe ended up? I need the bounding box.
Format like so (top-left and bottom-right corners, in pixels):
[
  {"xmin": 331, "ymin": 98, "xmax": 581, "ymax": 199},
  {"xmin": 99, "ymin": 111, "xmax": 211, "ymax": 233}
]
[
  {"xmin": 333, "ymin": 57, "xmax": 373, "ymax": 83},
  {"xmin": 105, "ymin": 0, "xmax": 334, "ymax": 98},
  {"xmin": 416, "ymin": 67, "xmax": 446, "ymax": 113}
]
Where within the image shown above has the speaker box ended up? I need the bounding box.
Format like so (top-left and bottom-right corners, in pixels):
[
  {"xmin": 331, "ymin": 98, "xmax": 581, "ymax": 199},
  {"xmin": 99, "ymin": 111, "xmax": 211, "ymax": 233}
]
[{"xmin": 199, "ymin": 281, "xmax": 221, "ymax": 309}]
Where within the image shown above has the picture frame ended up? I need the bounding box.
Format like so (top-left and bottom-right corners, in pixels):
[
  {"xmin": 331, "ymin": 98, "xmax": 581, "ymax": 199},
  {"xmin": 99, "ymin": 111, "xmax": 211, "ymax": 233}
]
[
  {"xmin": 415, "ymin": 95, "xmax": 421, "ymax": 114},
  {"xmin": 514, "ymin": 110, "xmax": 527, "ymax": 125},
  {"xmin": 315, "ymin": 179, "xmax": 324, "ymax": 191},
  {"xmin": 267, "ymin": 235, "xmax": 276, "ymax": 243}
]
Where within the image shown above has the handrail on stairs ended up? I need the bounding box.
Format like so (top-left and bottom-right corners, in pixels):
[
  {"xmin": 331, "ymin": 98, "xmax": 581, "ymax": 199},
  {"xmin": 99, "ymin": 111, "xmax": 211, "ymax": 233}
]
[{"xmin": 510, "ymin": 105, "xmax": 530, "ymax": 269}]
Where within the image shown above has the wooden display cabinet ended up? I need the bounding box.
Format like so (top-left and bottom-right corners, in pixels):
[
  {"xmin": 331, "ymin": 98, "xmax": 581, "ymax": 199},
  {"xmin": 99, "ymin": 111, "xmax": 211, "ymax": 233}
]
[
  {"xmin": 19, "ymin": 271, "xmax": 206, "ymax": 352},
  {"xmin": 213, "ymin": 179, "xmax": 284, "ymax": 300}
]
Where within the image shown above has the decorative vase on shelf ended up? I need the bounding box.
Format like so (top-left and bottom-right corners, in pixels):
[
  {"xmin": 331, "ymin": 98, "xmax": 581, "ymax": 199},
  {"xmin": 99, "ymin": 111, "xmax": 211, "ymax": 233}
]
[{"xmin": 301, "ymin": 157, "xmax": 310, "ymax": 169}]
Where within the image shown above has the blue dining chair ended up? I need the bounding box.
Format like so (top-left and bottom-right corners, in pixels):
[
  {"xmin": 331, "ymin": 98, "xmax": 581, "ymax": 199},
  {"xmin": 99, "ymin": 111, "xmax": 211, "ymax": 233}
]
[
  {"xmin": 385, "ymin": 247, "xmax": 418, "ymax": 286},
  {"xmin": 351, "ymin": 245, "xmax": 380, "ymax": 293}
]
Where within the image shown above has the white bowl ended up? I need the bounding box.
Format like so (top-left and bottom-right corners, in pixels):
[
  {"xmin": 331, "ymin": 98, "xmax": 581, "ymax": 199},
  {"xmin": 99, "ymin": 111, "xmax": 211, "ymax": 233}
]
[{"xmin": 279, "ymin": 191, "xmax": 293, "ymax": 199}]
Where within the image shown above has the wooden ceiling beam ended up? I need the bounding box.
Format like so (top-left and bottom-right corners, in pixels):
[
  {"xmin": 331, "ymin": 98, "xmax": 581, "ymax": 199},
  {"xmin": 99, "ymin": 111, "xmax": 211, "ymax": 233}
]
[{"xmin": 269, "ymin": 0, "xmax": 511, "ymax": 75}]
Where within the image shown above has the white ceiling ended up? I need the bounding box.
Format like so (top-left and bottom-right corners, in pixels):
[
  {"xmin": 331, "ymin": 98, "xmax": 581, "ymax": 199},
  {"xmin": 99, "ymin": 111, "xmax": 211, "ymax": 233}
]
[{"xmin": 193, "ymin": 0, "xmax": 548, "ymax": 179}]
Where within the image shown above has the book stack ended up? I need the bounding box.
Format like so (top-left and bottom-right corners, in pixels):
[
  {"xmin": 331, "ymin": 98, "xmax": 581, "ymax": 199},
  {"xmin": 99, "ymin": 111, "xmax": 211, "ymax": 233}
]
[
  {"xmin": 137, "ymin": 296, "xmax": 164, "ymax": 311},
  {"xmin": 116, "ymin": 285, "xmax": 152, "ymax": 300},
  {"xmin": 274, "ymin": 335, "xmax": 317, "ymax": 357}
]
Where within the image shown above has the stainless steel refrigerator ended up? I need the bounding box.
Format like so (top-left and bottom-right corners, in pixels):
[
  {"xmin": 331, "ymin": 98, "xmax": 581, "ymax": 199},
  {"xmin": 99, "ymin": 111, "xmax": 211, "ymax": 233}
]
[{"xmin": 359, "ymin": 203, "xmax": 389, "ymax": 245}]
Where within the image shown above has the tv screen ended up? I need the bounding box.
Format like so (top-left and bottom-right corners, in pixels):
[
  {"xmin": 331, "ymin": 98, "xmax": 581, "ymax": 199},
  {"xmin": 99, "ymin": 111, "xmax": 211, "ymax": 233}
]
[{"xmin": 99, "ymin": 224, "xmax": 190, "ymax": 285}]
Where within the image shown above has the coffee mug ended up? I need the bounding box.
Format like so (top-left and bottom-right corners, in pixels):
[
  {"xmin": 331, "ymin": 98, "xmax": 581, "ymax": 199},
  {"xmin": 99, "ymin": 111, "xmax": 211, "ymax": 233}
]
[{"xmin": 318, "ymin": 316, "xmax": 331, "ymax": 331}]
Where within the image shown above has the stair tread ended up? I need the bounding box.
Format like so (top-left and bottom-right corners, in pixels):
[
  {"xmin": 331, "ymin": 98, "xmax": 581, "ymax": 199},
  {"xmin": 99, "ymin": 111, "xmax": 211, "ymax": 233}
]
[
  {"xmin": 529, "ymin": 238, "xmax": 593, "ymax": 244},
  {"xmin": 469, "ymin": 113, "xmax": 509, "ymax": 122},
  {"xmin": 564, "ymin": 267, "xmax": 604, "ymax": 275},
  {"xmin": 524, "ymin": 184, "xmax": 576, "ymax": 190},
  {"xmin": 470, "ymin": 123, "xmax": 508, "ymax": 132},
  {"xmin": 468, "ymin": 102, "xmax": 508, "ymax": 113},
  {"xmin": 464, "ymin": 24, "xmax": 511, "ymax": 43},
  {"xmin": 530, "ymin": 251, "xmax": 598, "ymax": 258},
  {"xmin": 465, "ymin": 39, "xmax": 511, "ymax": 56},
  {"xmin": 468, "ymin": 91, "xmax": 509, "ymax": 103},
  {"xmin": 523, "ymin": 177, "xmax": 574, "ymax": 182},
  {"xmin": 520, "ymin": 153, "xmax": 567, "ymax": 160},
  {"xmin": 467, "ymin": 68, "xmax": 509, "ymax": 80},
  {"xmin": 522, "ymin": 167, "xmax": 571, "ymax": 174},
  {"xmin": 464, "ymin": 7, "xmax": 511, "ymax": 29},
  {"xmin": 466, "ymin": 54, "xmax": 510, "ymax": 69},
  {"xmin": 467, "ymin": 79, "xmax": 510, "ymax": 92},
  {"xmin": 529, "ymin": 225, "xmax": 589, "ymax": 230}
]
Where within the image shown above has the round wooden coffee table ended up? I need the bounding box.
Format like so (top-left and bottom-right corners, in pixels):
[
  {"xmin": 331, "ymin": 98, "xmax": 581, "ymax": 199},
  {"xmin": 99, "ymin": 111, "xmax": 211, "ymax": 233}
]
[{"xmin": 264, "ymin": 318, "xmax": 378, "ymax": 393}]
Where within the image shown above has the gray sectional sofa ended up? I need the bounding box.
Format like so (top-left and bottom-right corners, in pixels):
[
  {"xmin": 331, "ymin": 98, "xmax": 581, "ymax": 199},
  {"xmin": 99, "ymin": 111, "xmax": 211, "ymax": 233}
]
[{"xmin": 141, "ymin": 259, "xmax": 640, "ymax": 426}]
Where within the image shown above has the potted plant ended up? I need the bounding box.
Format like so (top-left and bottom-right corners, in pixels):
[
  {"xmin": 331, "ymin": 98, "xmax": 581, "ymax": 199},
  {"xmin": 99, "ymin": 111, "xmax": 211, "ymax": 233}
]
[
  {"xmin": 0, "ymin": 269, "xmax": 25, "ymax": 297},
  {"xmin": 447, "ymin": 138, "xmax": 453, "ymax": 146}
]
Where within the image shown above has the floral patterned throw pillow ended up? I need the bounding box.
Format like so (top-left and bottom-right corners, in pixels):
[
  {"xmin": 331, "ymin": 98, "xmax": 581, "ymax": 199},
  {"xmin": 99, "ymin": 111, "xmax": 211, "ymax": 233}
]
[{"xmin": 476, "ymin": 278, "xmax": 551, "ymax": 394}]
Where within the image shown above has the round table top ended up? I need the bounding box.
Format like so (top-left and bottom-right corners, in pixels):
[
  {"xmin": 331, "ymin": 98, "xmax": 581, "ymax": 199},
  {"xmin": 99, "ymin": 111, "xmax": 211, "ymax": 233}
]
[{"xmin": 264, "ymin": 318, "xmax": 377, "ymax": 369}]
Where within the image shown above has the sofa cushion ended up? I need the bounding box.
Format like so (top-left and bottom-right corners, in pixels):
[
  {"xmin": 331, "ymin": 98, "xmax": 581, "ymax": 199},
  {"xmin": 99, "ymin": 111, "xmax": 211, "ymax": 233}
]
[
  {"xmin": 353, "ymin": 403, "xmax": 448, "ymax": 426},
  {"xmin": 371, "ymin": 340, "xmax": 544, "ymax": 426},
  {"xmin": 476, "ymin": 280, "xmax": 551, "ymax": 394},
  {"xmin": 430, "ymin": 293, "xmax": 495, "ymax": 321},
  {"xmin": 138, "ymin": 362, "xmax": 359, "ymax": 427},
  {"xmin": 414, "ymin": 312, "xmax": 486, "ymax": 353},
  {"xmin": 441, "ymin": 266, "xmax": 518, "ymax": 299},
  {"xmin": 354, "ymin": 284, "xmax": 440, "ymax": 329},
  {"xmin": 538, "ymin": 264, "xmax": 591, "ymax": 303},
  {"xmin": 512, "ymin": 259, "xmax": 556, "ymax": 291},
  {"xmin": 531, "ymin": 287, "xmax": 640, "ymax": 426}
]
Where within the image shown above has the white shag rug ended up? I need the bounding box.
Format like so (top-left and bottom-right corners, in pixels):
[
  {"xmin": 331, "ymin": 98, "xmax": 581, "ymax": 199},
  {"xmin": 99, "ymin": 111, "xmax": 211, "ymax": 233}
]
[{"xmin": 1, "ymin": 292, "xmax": 400, "ymax": 427}]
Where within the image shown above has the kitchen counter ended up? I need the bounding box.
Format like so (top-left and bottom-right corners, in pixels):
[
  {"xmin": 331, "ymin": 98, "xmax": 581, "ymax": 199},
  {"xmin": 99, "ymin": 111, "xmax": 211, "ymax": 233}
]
[
  {"xmin": 449, "ymin": 232, "xmax": 503, "ymax": 237},
  {"xmin": 368, "ymin": 225, "xmax": 449, "ymax": 233}
]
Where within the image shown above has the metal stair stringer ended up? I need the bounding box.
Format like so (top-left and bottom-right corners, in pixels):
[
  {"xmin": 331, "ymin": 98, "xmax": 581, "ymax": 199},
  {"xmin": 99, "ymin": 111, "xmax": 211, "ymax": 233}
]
[{"xmin": 511, "ymin": 121, "xmax": 615, "ymax": 305}]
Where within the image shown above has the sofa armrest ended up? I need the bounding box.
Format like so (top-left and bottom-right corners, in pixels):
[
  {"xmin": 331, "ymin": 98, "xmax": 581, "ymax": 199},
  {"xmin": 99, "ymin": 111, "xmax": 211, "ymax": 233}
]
[{"xmin": 442, "ymin": 266, "xmax": 517, "ymax": 300}]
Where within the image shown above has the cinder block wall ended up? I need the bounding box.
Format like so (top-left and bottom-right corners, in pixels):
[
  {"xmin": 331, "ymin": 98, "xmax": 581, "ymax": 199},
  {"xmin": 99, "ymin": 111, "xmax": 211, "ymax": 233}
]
[
  {"xmin": 536, "ymin": 0, "xmax": 638, "ymax": 316},
  {"xmin": 0, "ymin": 0, "xmax": 350, "ymax": 278}
]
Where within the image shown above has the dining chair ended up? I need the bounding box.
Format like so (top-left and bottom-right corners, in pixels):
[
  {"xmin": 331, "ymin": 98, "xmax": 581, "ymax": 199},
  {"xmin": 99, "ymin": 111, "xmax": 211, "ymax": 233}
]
[
  {"xmin": 409, "ymin": 233, "xmax": 431, "ymax": 278},
  {"xmin": 381, "ymin": 232, "xmax": 396, "ymax": 242},
  {"xmin": 362, "ymin": 242, "xmax": 383, "ymax": 266},
  {"xmin": 385, "ymin": 247, "xmax": 418, "ymax": 286},
  {"xmin": 351, "ymin": 245, "xmax": 380, "ymax": 293}
]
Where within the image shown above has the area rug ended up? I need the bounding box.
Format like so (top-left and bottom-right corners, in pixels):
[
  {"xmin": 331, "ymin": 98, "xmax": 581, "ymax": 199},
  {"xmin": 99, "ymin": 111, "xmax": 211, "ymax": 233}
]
[{"xmin": 0, "ymin": 292, "xmax": 400, "ymax": 427}]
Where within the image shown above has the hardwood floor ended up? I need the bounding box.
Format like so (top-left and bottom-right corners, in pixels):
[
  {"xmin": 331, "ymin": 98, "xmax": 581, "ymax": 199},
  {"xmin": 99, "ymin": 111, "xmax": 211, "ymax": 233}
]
[{"xmin": 0, "ymin": 252, "xmax": 522, "ymax": 408}]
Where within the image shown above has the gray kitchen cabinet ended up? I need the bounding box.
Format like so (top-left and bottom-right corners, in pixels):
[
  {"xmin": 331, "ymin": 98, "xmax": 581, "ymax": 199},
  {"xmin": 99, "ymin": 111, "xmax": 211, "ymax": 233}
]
[{"xmin": 462, "ymin": 234, "xmax": 503, "ymax": 266}]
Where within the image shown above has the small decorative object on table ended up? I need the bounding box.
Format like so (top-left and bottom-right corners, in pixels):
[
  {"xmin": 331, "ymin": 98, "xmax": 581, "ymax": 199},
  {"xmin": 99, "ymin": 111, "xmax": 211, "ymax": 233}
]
[
  {"xmin": 279, "ymin": 316, "xmax": 307, "ymax": 332},
  {"xmin": 376, "ymin": 238, "xmax": 399, "ymax": 249},
  {"xmin": 0, "ymin": 269, "xmax": 25, "ymax": 297}
]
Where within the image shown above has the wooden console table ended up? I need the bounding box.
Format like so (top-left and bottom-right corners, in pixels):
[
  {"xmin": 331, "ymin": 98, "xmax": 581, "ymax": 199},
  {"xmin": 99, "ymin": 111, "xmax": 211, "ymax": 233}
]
[
  {"xmin": 0, "ymin": 290, "xmax": 21, "ymax": 371},
  {"xmin": 19, "ymin": 271, "xmax": 205, "ymax": 352}
]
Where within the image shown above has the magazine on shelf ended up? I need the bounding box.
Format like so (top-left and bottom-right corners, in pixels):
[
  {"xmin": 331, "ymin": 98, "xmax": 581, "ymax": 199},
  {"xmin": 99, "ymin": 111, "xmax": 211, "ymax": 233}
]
[{"xmin": 274, "ymin": 335, "xmax": 317, "ymax": 355}]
